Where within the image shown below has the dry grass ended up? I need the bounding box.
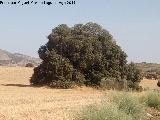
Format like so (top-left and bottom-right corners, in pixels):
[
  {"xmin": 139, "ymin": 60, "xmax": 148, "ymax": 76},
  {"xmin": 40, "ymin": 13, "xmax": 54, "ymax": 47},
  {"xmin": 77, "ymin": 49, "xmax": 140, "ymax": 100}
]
[
  {"xmin": 0, "ymin": 66, "xmax": 103, "ymax": 120},
  {"xmin": 140, "ymin": 78, "xmax": 160, "ymax": 90}
]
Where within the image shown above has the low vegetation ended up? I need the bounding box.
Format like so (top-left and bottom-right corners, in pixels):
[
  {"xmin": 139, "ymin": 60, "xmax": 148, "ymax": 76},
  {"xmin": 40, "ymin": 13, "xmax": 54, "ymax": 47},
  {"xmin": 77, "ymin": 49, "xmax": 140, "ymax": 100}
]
[
  {"xmin": 76, "ymin": 103, "xmax": 133, "ymax": 120},
  {"xmin": 76, "ymin": 91, "xmax": 147, "ymax": 120},
  {"xmin": 25, "ymin": 63, "xmax": 34, "ymax": 67},
  {"xmin": 76, "ymin": 90, "xmax": 160, "ymax": 120},
  {"xmin": 158, "ymin": 80, "xmax": 160, "ymax": 87},
  {"xmin": 139, "ymin": 90, "xmax": 160, "ymax": 110}
]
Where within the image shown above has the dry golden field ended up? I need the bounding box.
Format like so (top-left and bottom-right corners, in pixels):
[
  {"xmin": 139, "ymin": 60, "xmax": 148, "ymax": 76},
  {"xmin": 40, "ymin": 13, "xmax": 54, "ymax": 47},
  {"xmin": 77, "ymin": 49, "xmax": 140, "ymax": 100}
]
[
  {"xmin": 140, "ymin": 78, "xmax": 160, "ymax": 90},
  {"xmin": 0, "ymin": 66, "xmax": 103, "ymax": 120},
  {"xmin": 0, "ymin": 66, "xmax": 159, "ymax": 120}
]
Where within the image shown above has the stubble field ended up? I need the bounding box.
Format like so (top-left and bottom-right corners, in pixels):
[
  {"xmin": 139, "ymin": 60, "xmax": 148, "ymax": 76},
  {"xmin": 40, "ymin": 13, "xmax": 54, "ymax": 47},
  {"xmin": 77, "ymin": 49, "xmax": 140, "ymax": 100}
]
[
  {"xmin": 0, "ymin": 66, "xmax": 103, "ymax": 120},
  {"xmin": 0, "ymin": 66, "xmax": 159, "ymax": 120}
]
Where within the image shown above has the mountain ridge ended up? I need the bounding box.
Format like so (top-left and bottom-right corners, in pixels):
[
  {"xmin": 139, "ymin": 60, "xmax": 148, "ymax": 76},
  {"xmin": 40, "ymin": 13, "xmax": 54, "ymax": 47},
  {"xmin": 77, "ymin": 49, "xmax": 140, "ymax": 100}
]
[{"xmin": 0, "ymin": 49, "xmax": 41, "ymax": 67}]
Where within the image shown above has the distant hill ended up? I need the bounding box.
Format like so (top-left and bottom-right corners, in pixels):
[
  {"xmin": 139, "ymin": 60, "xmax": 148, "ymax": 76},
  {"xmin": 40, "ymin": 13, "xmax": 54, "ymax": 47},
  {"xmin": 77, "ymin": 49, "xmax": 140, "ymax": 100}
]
[{"xmin": 0, "ymin": 49, "xmax": 41, "ymax": 67}]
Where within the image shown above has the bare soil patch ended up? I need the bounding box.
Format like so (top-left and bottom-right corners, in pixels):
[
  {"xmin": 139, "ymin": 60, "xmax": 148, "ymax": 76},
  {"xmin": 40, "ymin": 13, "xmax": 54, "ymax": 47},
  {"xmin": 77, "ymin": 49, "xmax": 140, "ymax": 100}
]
[{"xmin": 0, "ymin": 67, "xmax": 102, "ymax": 120}]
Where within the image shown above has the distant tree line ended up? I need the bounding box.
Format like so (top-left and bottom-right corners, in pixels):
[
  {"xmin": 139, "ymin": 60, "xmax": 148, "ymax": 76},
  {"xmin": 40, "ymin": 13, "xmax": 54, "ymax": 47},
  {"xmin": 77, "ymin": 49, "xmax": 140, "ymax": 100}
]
[{"xmin": 30, "ymin": 22, "xmax": 142, "ymax": 90}]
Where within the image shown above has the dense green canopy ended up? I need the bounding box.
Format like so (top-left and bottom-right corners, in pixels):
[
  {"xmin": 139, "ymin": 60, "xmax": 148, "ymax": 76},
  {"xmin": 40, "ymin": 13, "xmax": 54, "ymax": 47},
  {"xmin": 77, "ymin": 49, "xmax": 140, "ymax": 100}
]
[{"xmin": 30, "ymin": 22, "xmax": 142, "ymax": 89}]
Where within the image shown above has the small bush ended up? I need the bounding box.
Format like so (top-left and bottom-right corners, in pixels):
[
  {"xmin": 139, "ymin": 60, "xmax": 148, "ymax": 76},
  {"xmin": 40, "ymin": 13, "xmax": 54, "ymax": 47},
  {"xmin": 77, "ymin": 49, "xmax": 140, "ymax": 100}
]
[
  {"xmin": 100, "ymin": 77, "xmax": 116, "ymax": 90},
  {"xmin": 111, "ymin": 92, "xmax": 147, "ymax": 120},
  {"xmin": 127, "ymin": 81, "xmax": 143, "ymax": 91},
  {"xmin": 25, "ymin": 63, "xmax": 34, "ymax": 67},
  {"xmin": 157, "ymin": 80, "xmax": 160, "ymax": 87},
  {"xmin": 142, "ymin": 91, "xmax": 160, "ymax": 110},
  {"xmin": 76, "ymin": 103, "xmax": 132, "ymax": 120},
  {"xmin": 76, "ymin": 91, "xmax": 147, "ymax": 120},
  {"xmin": 100, "ymin": 78, "xmax": 128, "ymax": 90},
  {"xmin": 100, "ymin": 78, "xmax": 143, "ymax": 91}
]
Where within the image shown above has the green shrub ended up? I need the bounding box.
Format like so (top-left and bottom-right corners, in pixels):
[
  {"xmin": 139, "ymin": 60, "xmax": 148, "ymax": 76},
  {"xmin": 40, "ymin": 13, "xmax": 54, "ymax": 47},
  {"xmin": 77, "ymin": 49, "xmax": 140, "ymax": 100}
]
[
  {"xmin": 76, "ymin": 103, "xmax": 132, "ymax": 120},
  {"xmin": 142, "ymin": 91, "xmax": 160, "ymax": 110},
  {"xmin": 100, "ymin": 77, "xmax": 143, "ymax": 91},
  {"xmin": 157, "ymin": 80, "xmax": 160, "ymax": 87},
  {"xmin": 100, "ymin": 78, "xmax": 128, "ymax": 90},
  {"xmin": 127, "ymin": 81, "xmax": 143, "ymax": 91},
  {"xmin": 111, "ymin": 92, "xmax": 147, "ymax": 120},
  {"xmin": 76, "ymin": 91, "xmax": 147, "ymax": 120},
  {"xmin": 25, "ymin": 63, "xmax": 34, "ymax": 67}
]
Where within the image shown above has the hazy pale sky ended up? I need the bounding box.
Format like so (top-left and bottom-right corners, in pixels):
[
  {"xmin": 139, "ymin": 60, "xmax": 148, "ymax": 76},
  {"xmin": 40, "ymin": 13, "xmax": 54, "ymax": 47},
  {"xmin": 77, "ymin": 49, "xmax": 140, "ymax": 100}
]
[{"xmin": 0, "ymin": 0, "xmax": 160, "ymax": 63}]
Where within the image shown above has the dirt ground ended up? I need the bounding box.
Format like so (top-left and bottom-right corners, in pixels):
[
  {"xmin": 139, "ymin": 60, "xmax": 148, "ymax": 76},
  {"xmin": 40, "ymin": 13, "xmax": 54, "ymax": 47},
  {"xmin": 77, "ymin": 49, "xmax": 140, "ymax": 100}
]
[
  {"xmin": 140, "ymin": 78, "xmax": 160, "ymax": 90},
  {"xmin": 0, "ymin": 66, "xmax": 159, "ymax": 120},
  {"xmin": 0, "ymin": 67, "xmax": 103, "ymax": 120}
]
